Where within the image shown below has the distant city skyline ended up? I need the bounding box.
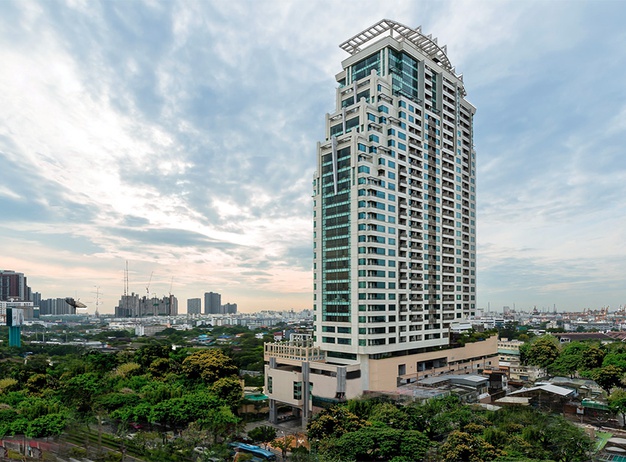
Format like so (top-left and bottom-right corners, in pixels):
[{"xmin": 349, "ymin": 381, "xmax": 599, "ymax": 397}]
[{"xmin": 2, "ymin": 1, "xmax": 626, "ymax": 313}]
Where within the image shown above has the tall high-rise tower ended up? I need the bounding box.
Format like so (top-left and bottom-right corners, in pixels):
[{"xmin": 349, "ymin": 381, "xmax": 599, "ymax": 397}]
[
  {"xmin": 266, "ymin": 21, "xmax": 491, "ymax": 424},
  {"xmin": 0, "ymin": 270, "xmax": 31, "ymax": 301},
  {"xmin": 204, "ymin": 292, "xmax": 221, "ymax": 315},
  {"xmin": 313, "ymin": 19, "xmax": 476, "ymax": 363}
]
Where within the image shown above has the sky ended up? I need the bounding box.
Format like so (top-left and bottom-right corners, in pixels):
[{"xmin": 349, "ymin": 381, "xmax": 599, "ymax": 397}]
[{"xmin": 1, "ymin": 0, "xmax": 626, "ymax": 314}]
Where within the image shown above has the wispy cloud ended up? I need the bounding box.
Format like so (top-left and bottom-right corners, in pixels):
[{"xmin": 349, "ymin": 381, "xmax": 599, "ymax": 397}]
[{"xmin": 1, "ymin": 0, "xmax": 625, "ymax": 311}]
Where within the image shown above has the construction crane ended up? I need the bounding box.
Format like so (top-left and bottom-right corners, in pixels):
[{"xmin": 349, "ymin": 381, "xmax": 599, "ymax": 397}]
[
  {"xmin": 144, "ymin": 271, "xmax": 154, "ymax": 318},
  {"xmin": 168, "ymin": 277, "xmax": 174, "ymax": 316},
  {"xmin": 146, "ymin": 271, "xmax": 153, "ymax": 298}
]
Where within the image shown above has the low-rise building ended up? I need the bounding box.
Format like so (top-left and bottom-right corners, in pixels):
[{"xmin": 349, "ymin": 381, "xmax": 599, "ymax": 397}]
[{"xmin": 264, "ymin": 334, "xmax": 498, "ymax": 424}]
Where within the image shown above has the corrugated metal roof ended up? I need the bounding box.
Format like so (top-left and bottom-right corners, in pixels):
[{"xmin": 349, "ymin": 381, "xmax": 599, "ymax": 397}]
[{"xmin": 509, "ymin": 384, "xmax": 574, "ymax": 397}]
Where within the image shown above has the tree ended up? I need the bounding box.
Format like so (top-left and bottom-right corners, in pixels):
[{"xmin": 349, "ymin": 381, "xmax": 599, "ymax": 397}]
[
  {"xmin": 135, "ymin": 344, "xmax": 172, "ymax": 368},
  {"xmin": 25, "ymin": 373, "xmax": 56, "ymax": 395},
  {"xmin": 182, "ymin": 349, "xmax": 238, "ymax": 383},
  {"xmin": 290, "ymin": 446, "xmax": 314, "ymax": 462},
  {"xmin": 196, "ymin": 405, "xmax": 242, "ymax": 443},
  {"xmin": 26, "ymin": 412, "xmax": 68, "ymax": 438},
  {"xmin": 329, "ymin": 427, "xmax": 429, "ymax": 462},
  {"xmin": 602, "ymin": 352, "xmax": 626, "ymax": 372},
  {"xmin": 307, "ymin": 405, "xmax": 367, "ymax": 440},
  {"xmin": 97, "ymin": 392, "xmax": 141, "ymax": 412},
  {"xmin": 211, "ymin": 376, "xmax": 243, "ymax": 409},
  {"xmin": 272, "ymin": 435, "xmax": 294, "ymax": 460},
  {"xmin": 248, "ymin": 425, "xmax": 277, "ymax": 449},
  {"xmin": 111, "ymin": 401, "xmax": 152, "ymax": 426},
  {"xmin": 609, "ymin": 388, "xmax": 626, "ymax": 425},
  {"xmin": 149, "ymin": 357, "xmax": 172, "ymax": 378},
  {"xmin": 84, "ymin": 350, "xmax": 119, "ymax": 374},
  {"xmin": 439, "ymin": 431, "xmax": 502, "ymax": 462},
  {"xmin": 592, "ymin": 365, "xmax": 623, "ymax": 394},
  {"xmin": 548, "ymin": 342, "xmax": 585, "ymax": 377},
  {"xmin": 113, "ymin": 362, "xmax": 142, "ymax": 378},
  {"xmin": 547, "ymin": 416, "xmax": 593, "ymax": 461},
  {"xmin": 61, "ymin": 372, "xmax": 102, "ymax": 415},
  {"xmin": 149, "ymin": 392, "xmax": 228, "ymax": 433},
  {"xmin": 368, "ymin": 402, "xmax": 412, "ymax": 430},
  {"xmin": 523, "ymin": 335, "xmax": 560, "ymax": 369},
  {"xmin": 581, "ymin": 345, "xmax": 605, "ymax": 370},
  {"xmin": 0, "ymin": 378, "xmax": 19, "ymax": 393}
]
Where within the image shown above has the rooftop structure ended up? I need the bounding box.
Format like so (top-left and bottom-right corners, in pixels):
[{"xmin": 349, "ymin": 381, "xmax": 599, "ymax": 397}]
[{"xmin": 339, "ymin": 19, "xmax": 456, "ymax": 75}]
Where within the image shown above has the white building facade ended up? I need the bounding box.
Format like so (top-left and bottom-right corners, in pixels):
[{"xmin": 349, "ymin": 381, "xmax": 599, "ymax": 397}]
[
  {"xmin": 267, "ymin": 20, "xmax": 489, "ymax": 424},
  {"xmin": 314, "ymin": 20, "xmax": 476, "ymax": 369}
]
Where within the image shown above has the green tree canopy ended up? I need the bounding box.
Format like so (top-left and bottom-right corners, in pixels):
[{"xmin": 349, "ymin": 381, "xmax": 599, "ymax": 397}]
[
  {"xmin": 609, "ymin": 388, "xmax": 626, "ymax": 424},
  {"xmin": 439, "ymin": 431, "xmax": 502, "ymax": 462},
  {"xmin": 182, "ymin": 349, "xmax": 238, "ymax": 383},
  {"xmin": 248, "ymin": 425, "xmax": 277, "ymax": 448},
  {"xmin": 210, "ymin": 376, "xmax": 243, "ymax": 409},
  {"xmin": 328, "ymin": 426, "xmax": 430, "ymax": 462},
  {"xmin": 592, "ymin": 364, "xmax": 624, "ymax": 393},
  {"xmin": 307, "ymin": 405, "xmax": 367, "ymax": 440},
  {"xmin": 523, "ymin": 335, "xmax": 560, "ymax": 369}
]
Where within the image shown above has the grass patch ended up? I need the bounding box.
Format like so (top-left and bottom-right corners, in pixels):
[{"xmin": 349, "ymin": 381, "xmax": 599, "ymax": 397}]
[{"xmin": 596, "ymin": 431, "xmax": 612, "ymax": 452}]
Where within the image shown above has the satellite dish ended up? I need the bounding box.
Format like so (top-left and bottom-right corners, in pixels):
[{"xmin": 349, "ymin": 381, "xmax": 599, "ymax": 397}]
[{"xmin": 65, "ymin": 297, "xmax": 87, "ymax": 309}]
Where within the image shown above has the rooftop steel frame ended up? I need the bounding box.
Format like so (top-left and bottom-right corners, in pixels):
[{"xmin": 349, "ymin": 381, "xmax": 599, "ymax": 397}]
[{"xmin": 339, "ymin": 19, "xmax": 453, "ymax": 72}]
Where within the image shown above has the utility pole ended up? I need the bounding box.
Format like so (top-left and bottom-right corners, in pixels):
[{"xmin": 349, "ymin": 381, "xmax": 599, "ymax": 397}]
[
  {"xmin": 93, "ymin": 286, "xmax": 101, "ymax": 317},
  {"xmin": 145, "ymin": 271, "xmax": 154, "ymax": 318},
  {"xmin": 123, "ymin": 261, "xmax": 129, "ymax": 317}
]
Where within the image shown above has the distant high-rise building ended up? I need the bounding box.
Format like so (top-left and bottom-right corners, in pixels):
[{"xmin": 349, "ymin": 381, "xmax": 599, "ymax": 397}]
[
  {"xmin": 39, "ymin": 297, "xmax": 76, "ymax": 315},
  {"xmin": 166, "ymin": 295, "xmax": 178, "ymax": 316},
  {"xmin": 114, "ymin": 293, "xmax": 140, "ymax": 317},
  {"xmin": 187, "ymin": 298, "xmax": 202, "ymax": 315},
  {"xmin": 222, "ymin": 303, "xmax": 238, "ymax": 314},
  {"xmin": 204, "ymin": 292, "xmax": 221, "ymax": 315},
  {"xmin": 114, "ymin": 293, "xmax": 178, "ymax": 317},
  {"xmin": 0, "ymin": 270, "xmax": 31, "ymax": 301}
]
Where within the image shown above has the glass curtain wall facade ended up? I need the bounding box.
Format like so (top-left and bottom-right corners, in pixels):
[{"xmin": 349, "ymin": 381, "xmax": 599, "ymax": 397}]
[{"xmin": 313, "ymin": 20, "xmax": 476, "ymax": 362}]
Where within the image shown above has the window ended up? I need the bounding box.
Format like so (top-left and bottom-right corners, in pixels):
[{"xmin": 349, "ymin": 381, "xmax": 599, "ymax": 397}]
[
  {"xmin": 293, "ymin": 381, "xmax": 302, "ymax": 400},
  {"xmin": 268, "ymin": 376, "xmax": 273, "ymax": 393}
]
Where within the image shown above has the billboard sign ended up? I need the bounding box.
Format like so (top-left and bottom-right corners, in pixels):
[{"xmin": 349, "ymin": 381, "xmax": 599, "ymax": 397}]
[{"xmin": 6, "ymin": 308, "xmax": 24, "ymax": 327}]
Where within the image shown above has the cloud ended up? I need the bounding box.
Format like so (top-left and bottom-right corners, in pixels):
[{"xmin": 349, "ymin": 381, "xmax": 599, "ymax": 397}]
[{"xmin": 1, "ymin": 0, "xmax": 626, "ymax": 312}]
